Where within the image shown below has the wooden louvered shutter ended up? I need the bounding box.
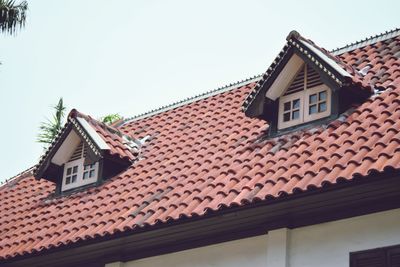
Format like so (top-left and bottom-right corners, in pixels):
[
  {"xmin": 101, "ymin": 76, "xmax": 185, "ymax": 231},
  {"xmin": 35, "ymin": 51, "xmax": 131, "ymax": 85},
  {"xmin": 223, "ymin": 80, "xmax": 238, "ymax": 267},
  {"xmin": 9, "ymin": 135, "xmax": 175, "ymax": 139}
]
[
  {"xmin": 68, "ymin": 141, "xmax": 84, "ymax": 162},
  {"xmin": 284, "ymin": 63, "xmax": 324, "ymax": 96},
  {"xmin": 350, "ymin": 249, "xmax": 386, "ymax": 267},
  {"xmin": 350, "ymin": 245, "xmax": 400, "ymax": 267},
  {"xmin": 388, "ymin": 246, "xmax": 400, "ymax": 267},
  {"xmin": 284, "ymin": 66, "xmax": 305, "ymax": 96},
  {"xmin": 306, "ymin": 64, "xmax": 323, "ymax": 88}
]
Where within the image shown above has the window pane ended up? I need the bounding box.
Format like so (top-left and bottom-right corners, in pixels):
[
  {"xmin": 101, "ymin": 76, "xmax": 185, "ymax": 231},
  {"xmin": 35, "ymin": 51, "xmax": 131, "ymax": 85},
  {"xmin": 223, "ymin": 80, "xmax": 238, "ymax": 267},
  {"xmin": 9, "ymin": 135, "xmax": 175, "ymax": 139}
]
[
  {"xmin": 319, "ymin": 102, "xmax": 327, "ymax": 112},
  {"xmin": 71, "ymin": 175, "xmax": 77, "ymax": 183},
  {"xmin": 66, "ymin": 176, "xmax": 71, "ymax": 184},
  {"xmin": 90, "ymin": 163, "xmax": 95, "ymax": 169},
  {"xmin": 284, "ymin": 102, "xmax": 291, "ymax": 111},
  {"xmin": 309, "ymin": 104, "xmax": 317, "ymax": 114},
  {"xmin": 83, "ymin": 171, "xmax": 89, "ymax": 179},
  {"xmin": 309, "ymin": 94, "xmax": 317, "ymax": 104},
  {"xmin": 319, "ymin": 91, "xmax": 327, "ymax": 101},
  {"xmin": 84, "ymin": 165, "xmax": 89, "ymax": 171},
  {"xmin": 89, "ymin": 170, "xmax": 95, "ymax": 178},
  {"xmin": 292, "ymin": 99, "xmax": 300, "ymax": 109},
  {"xmin": 73, "ymin": 166, "xmax": 78, "ymax": 173},
  {"xmin": 283, "ymin": 112, "xmax": 290, "ymax": 122},
  {"xmin": 292, "ymin": 110, "xmax": 300, "ymax": 120},
  {"xmin": 66, "ymin": 168, "xmax": 72, "ymax": 175}
]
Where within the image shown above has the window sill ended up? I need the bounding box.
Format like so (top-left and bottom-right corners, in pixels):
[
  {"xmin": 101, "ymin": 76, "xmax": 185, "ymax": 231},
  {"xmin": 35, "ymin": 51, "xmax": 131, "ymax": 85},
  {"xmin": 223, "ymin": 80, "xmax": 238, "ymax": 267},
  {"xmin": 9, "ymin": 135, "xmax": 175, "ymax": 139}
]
[{"xmin": 269, "ymin": 114, "xmax": 338, "ymax": 139}]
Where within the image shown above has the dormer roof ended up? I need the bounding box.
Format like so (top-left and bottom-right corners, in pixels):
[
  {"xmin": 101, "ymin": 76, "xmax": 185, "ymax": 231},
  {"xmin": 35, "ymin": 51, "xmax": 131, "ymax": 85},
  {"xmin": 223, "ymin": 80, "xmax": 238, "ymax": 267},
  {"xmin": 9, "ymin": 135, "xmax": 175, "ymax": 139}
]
[
  {"xmin": 68, "ymin": 110, "xmax": 138, "ymax": 163},
  {"xmin": 34, "ymin": 109, "xmax": 138, "ymax": 182},
  {"xmin": 243, "ymin": 30, "xmax": 373, "ymax": 120}
]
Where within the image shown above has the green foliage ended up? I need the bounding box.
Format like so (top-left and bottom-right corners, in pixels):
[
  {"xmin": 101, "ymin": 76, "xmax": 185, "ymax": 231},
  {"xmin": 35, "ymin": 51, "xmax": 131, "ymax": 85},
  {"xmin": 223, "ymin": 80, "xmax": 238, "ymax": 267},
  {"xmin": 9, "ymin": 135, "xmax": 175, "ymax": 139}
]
[
  {"xmin": 101, "ymin": 113, "xmax": 122, "ymax": 125},
  {"xmin": 37, "ymin": 98, "xmax": 66, "ymax": 146},
  {"xmin": 37, "ymin": 97, "xmax": 123, "ymax": 147},
  {"xmin": 0, "ymin": 0, "xmax": 28, "ymax": 35}
]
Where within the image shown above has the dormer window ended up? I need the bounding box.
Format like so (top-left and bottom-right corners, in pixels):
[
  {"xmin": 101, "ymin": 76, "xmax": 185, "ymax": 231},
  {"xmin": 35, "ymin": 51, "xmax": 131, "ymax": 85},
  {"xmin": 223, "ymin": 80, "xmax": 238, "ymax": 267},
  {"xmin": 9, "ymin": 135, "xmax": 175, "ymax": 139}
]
[
  {"xmin": 62, "ymin": 141, "xmax": 99, "ymax": 191},
  {"xmin": 278, "ymin": 64, "xmax": 331, "ymax": 129},
  {"xmin": 243, "ymin": 30, "xmax": 372, "ymax": 137}
]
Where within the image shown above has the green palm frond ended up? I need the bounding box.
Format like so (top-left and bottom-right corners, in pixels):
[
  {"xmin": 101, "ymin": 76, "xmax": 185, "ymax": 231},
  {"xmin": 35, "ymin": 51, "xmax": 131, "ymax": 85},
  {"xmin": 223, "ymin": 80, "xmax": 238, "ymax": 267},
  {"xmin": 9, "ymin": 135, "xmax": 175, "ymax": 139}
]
[
  {"xmin": 0, "ymin": 0, "xmax": 28, "ymax": 34},
  {"xmin": 37, "ymin": 98, "xmax": 66, "ymax": 146},
  {"xmin": 101, "ymin": 113, "xmax": 122, "ymax": 125}
]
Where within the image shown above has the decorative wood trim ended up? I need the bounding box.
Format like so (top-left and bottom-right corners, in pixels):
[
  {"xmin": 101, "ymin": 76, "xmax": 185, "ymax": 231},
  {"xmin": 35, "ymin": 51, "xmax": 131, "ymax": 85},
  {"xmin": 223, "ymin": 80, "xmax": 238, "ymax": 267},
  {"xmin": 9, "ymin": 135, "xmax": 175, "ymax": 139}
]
[
  {"xmin": 69, "ymin": 118, "xmax": 102, "ymax": 157},
  {"xmin": 34, "ymin": 123, "xmax": 74, "ymax": 180},
  {"xmin": 76, "ymin": 117, "xmax": 109, "ymax": 150},
  {"xmin": 244, "ymin": 46, "xmax": 294, "ymax": 118}
]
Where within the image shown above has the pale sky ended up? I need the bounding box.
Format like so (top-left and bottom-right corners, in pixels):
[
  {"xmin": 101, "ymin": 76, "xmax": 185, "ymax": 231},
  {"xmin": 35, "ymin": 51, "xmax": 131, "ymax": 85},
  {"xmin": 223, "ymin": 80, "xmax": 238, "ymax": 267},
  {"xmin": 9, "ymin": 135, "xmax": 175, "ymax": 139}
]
[{"xmin": 0, "ymin": 0, "xmax": 399, "ymax": 182}]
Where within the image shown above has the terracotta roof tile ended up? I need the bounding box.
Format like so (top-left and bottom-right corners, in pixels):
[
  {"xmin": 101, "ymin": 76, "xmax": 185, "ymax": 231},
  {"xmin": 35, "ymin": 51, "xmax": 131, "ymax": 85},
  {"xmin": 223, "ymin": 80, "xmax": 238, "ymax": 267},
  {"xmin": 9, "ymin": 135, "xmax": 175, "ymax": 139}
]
[
  {"xmin": 1, "ymin": 31, "xmax": 400, "ymax": 261},
  {"xmin": 296, "ymin": 34, "xmax": 372, "ymax": 91},
  {"xmin": 70, "ymin": 110, "xmax": 137, "ymax": 162}
]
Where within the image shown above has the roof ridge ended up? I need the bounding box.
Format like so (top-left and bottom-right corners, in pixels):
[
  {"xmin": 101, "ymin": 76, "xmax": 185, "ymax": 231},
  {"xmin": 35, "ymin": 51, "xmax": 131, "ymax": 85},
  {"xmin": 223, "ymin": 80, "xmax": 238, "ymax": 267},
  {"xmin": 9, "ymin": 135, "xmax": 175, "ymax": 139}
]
[
  {"xmin": 331, "ymin": 27, "xmax": 400, "ymax": 55},
  {"xmin": 72, "ymin": 109, "xmax": 125, "ymax": 137},
  {"xmin": 0, "ymin": 166, "xmax": 34, "ymax": 188},
  {"xmin": 122, "ymin": 75, "xmax": 261, "ymax": 124}
]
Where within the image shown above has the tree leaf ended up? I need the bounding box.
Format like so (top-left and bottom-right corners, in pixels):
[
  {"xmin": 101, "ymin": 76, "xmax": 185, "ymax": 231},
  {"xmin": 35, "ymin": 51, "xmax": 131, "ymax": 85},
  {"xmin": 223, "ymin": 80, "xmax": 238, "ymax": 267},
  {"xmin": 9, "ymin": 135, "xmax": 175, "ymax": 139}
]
[{"xmin": 37, "ymin": 98, "xmax": 66, "ymax": 147}]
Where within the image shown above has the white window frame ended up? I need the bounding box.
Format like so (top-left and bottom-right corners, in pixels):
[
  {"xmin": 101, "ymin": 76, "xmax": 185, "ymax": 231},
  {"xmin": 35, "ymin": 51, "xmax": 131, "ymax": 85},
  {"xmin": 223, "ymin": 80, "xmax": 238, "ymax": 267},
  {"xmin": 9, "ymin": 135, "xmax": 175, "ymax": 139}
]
[
  {"xmin": 304, "ymin": 84, "xmax": 331, "ymax": 122},
  {"xmin": 62, "ymin": 158, "xmax": 98, "ymax": 192},
  {"xmin": 278, "ymin": 92, "xmax": 304, "ymax": 129},
  {"xmin": 278, "ymin": 84, "xmax": 331, "ymax": 130}
]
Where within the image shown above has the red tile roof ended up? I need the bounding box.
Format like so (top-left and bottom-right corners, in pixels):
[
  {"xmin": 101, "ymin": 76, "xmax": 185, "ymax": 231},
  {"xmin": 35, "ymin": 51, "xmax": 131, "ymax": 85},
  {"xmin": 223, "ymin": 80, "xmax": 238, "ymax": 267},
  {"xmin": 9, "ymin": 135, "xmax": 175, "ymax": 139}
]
[
  {"xmin": 294, "ymin": 32, "xmax": 373, "ymax": 90},
  {"xmin": 70, "ymin": 109, "xmax": 138, "ymax": 162},
  {"xmin": 1, "ymin": 29, "xmax": 400, "ymax": 261}
]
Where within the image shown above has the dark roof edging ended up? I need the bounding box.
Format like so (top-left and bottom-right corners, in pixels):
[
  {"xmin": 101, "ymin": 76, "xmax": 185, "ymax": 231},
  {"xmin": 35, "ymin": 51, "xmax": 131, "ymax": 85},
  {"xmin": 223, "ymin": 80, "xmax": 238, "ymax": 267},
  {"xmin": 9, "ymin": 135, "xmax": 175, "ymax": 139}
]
[
  {"xmin": 331, "ymin": 28, "xmax": 400, "ymax": 55},
  {"xmin": 0, "ymin": 167, "xmax": 34, "ymax": 188}
]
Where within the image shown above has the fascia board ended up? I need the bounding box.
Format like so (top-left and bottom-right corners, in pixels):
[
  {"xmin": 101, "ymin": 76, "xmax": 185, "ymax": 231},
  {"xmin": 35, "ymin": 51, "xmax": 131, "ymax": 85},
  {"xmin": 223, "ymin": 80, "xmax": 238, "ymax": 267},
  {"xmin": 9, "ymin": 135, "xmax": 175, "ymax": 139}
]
[
  {"xmin": 76, "ymin": 117, "xmax": 110, "ymax": 151},
  {"xmin": 300, "ymin": 40, "xmax": 351, "ymax": 78}
]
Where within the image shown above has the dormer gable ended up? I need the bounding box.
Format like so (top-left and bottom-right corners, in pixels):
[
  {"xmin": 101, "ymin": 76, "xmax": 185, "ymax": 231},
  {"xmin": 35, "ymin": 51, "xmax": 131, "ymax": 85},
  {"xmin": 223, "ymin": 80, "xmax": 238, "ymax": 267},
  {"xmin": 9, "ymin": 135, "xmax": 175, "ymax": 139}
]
[
  {"xmin": 243, "ymin": 30, "xmax": 372, "ymax": 136},
  {"xmin": 277, "ymin": 62, "xmax": 331, "ymax": 130},
  {"xmin": 59, "ymin": 140, "xmax": 100, "ymax": 191},
  {"xmin": 34, "ymin": 109, "xmax": 139, "ymax": 194}
]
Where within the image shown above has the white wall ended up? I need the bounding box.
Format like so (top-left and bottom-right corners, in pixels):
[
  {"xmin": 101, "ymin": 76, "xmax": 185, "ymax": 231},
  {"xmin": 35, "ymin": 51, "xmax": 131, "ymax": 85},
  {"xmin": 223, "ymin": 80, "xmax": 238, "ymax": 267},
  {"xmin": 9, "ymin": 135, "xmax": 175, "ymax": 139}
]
[
  {"xmin": 289, "ymin": 209, "xmax": 400, "ymax": 267},
  {"xmin": 107, "ymin": 209, "xmax": 400, "ymax": 267},
  {"xmin": 122, "ymin": 235, "xmax": 268, "ymax": 267}
]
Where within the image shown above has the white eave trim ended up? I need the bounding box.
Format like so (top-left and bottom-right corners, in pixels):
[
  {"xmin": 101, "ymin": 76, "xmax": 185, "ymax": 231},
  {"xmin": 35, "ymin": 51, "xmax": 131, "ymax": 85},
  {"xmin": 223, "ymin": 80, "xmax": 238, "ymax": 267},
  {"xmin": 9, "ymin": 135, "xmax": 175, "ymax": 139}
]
[
  {"xmin": 265, "ymin": 54, "xmax": 304, "ymax": 101},
  {"xmin": 300, "ymin": 40, "xmax": 351, "ymax": 78},
  {"xmin": 76, "ymin": 117, "xmax": 110, "ymax": 150}
]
